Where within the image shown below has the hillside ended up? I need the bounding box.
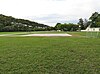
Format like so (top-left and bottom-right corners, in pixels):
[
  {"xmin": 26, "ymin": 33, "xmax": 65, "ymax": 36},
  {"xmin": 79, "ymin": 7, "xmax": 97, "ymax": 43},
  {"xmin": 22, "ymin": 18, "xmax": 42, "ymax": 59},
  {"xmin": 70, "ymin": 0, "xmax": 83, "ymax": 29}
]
[{"xmin": 0, "ymin": 14, "xmax": 50, "ymax": 31}]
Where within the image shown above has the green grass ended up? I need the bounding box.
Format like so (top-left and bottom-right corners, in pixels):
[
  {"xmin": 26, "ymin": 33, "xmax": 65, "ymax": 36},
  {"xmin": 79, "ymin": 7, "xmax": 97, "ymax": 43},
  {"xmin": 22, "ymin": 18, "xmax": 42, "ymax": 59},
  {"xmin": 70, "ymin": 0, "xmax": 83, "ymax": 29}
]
[
  {"xmin": 0, "ymin": 31, "xmax": 68, "ymax": 36},
  {"xmin": 0, "ymin": 32, "xmax": 29, "ymax": 35},
  {"xmin": 0, "ymin": 31, "xmax": 100, "ymax": 38},
  {"xmin": 0, "ymin": 32, "xmax": 100, "ymax": 74},
  {"xmin": 0, "ymin": 31, "xmax": 67, "ymax": 35},
  {"xmin": 67, "ymin": 32, "xmax": 100, "ymax": 38}
]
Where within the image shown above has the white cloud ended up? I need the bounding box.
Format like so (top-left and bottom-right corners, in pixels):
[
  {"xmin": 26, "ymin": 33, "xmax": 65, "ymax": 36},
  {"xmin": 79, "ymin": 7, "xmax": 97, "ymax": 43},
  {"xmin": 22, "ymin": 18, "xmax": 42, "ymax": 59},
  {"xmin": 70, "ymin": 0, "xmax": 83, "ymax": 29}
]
[{"xmin": 0, "ymin": 0, "xmax": 100, "ymax": 26}]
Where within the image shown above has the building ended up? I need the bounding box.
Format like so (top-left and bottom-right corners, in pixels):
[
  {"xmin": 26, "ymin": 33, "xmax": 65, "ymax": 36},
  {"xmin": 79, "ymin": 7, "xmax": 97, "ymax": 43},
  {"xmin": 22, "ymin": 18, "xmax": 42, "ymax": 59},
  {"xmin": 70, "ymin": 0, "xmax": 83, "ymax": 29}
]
[{"xmin": 81, "ymin": 25, "xmax": 100, "ymax": 32}]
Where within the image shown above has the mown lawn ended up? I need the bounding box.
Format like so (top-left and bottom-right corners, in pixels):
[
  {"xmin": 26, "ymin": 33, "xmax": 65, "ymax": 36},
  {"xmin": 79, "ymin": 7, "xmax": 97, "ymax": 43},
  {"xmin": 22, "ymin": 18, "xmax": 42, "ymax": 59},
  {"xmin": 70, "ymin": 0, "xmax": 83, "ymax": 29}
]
[{"xmin": 0, "ymin": 32, "xmax": 100, "ymax": 74}]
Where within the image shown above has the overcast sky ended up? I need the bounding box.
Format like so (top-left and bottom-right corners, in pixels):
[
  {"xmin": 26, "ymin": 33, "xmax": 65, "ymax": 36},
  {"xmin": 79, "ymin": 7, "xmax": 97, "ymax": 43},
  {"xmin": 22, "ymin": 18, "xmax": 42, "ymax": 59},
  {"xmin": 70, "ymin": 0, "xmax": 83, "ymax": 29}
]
[{"xmin": 0, "ymin": 0, "xmax": 100, "ymax": 26}]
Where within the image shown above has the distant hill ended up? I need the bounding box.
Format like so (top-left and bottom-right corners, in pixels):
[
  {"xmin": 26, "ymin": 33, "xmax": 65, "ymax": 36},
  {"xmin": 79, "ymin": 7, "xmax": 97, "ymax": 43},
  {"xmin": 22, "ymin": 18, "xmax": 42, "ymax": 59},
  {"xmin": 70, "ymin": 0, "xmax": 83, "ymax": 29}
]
[{"xmin": 0, "ymin": 14, "xmax": 50, "ymax": 31}]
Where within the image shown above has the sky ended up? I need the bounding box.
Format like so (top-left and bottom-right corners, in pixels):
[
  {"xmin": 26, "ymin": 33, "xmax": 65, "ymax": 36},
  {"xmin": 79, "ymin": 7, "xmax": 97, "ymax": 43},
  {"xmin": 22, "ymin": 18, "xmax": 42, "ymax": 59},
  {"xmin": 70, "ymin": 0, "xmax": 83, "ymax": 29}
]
[{"xmin": 0, "ymin": 0, "xmax": 100, "ymax": 26}]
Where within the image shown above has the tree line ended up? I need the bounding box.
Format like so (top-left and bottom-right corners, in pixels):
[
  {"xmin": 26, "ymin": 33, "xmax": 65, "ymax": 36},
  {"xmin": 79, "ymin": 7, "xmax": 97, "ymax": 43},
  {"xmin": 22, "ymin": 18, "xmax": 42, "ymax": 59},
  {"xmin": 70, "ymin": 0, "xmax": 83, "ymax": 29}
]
[
  {"xmin": 54, "ymin": 12, "xmax": 100, "ymax": 31},
  {"xmin": 78, "ymin": 12, "xmax": 100, "ymax": 30},
  {"xmin": 55, "ymin": 23, "xmax": 78, "ymax": 31},
  {"xmin": 0, "ymin": 12, "xmax": 100, "ymax": 32},
  {"xmin": 0, "ymin": 14, "xmax": 50, "ymax": 32}
]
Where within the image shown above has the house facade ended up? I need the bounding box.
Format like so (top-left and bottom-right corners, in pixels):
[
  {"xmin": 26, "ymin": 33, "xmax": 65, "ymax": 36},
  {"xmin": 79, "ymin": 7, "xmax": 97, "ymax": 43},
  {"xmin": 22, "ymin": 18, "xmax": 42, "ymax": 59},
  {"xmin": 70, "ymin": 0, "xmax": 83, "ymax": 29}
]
[
  {"xmin": 81, "ymin": 25, "xmax": 100, "ymax": 32},
  {"xmin": 85, "ymin": 27, "xmax": 100, "ymax": 31}
]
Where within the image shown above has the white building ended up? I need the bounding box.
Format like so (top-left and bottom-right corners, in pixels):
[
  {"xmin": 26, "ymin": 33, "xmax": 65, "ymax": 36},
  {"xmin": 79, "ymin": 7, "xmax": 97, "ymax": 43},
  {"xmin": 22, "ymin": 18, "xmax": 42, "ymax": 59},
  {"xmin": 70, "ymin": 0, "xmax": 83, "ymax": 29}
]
[{"xmin": 81, "ymin": 25, "xmax": 100, "ymax": 32}]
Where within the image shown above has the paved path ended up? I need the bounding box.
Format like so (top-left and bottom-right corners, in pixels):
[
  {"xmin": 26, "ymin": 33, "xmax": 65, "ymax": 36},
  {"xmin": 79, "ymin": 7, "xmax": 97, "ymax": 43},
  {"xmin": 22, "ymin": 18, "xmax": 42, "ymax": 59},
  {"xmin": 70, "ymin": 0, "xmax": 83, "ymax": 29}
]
[
  {"xmin": 0, "ymin": 34, "xmax": 72, "ymax": 37},
  {"xmin": 21, "ymin": 34, "xmax": 72, "ymax": 37}
]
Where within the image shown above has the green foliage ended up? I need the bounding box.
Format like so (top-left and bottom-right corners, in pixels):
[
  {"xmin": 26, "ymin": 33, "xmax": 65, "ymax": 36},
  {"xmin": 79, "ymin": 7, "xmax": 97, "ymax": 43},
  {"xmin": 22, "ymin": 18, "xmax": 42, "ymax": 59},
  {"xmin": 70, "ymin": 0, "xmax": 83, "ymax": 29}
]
[
  {"xmin": 78, "ymin": 18, "xmax": 85, "ymax": 30},
  {"xmin": 55, "ymin": 23, "xmax": 78, "ymax": 31},
  {"xmin": 77, "ymin": 12, "xmax": 100, "ymax": 29},
  {"xmin": 0, "ymin": 14, "xmax": 49, "ymax": 32},
  {"xmin": 89, "ymin": 12, "xmax": 100, "ymax": 27},
  {"xmin": 96, "ymin": 22, "xmax": 100, "ymax": 27}
]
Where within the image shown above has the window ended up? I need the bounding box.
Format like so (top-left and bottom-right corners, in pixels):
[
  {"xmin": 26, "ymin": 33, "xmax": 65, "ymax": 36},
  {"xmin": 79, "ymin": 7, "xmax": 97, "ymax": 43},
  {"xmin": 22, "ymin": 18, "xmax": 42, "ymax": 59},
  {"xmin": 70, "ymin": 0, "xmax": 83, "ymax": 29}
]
[{"xmin": 93, "ymin": 28, "xmax": 95, "ymax": 31}]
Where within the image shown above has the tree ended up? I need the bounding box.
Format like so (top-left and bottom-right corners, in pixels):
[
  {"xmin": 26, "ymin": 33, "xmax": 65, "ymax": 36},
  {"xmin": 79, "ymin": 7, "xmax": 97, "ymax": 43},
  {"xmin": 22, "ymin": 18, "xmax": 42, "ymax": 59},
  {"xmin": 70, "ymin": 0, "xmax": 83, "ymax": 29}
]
[
  {"xmin": 55, "ymin": 23, "xmax": 61, "ymax": 30},
  {"xmin": 0, "ymin": 14, "xmax": 50, "ymax": 32},
  {"xmin": 89, "ymin": 12, "xmax": 99, "ymax": 27},
  {"xmin": 83, "ymin": 19, "xmax": 89, "ymax": 29},
  {"xmin": 0, "ymin": 23, "xmax": 4, "ymax": 31},
  {"xmin": 55, "ymin": 23, "xmax": 78, "ymax": 31},
  {"xmin": 78, "ymin": 18, "xmax": 84, "ymax": 30}
]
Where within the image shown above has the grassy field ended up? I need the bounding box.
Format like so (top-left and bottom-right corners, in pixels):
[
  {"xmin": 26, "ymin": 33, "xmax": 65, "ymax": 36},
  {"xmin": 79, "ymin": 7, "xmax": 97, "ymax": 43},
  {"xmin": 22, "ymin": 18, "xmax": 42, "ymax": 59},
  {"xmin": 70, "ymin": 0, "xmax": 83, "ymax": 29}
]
[
  {"xmin": 0, "ymin": 32, "xmax": 100, "ymax": 74},
  {"xmin": 0, "ymin": 31, "xmax": 100, "ymax": 38}
]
